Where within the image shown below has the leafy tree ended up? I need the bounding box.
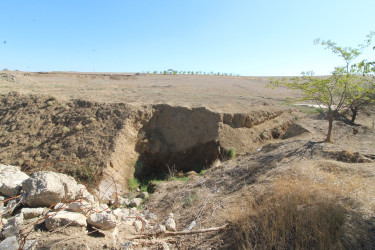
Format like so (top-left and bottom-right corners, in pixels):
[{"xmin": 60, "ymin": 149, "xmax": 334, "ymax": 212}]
[{"xmin": 270, "ymin": 34, "xmax": 375, "ymax": 142}]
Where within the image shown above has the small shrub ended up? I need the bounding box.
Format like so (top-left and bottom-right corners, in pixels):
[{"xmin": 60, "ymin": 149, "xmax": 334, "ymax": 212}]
[
  {"xmin": 199, "ymin": 169, "xmax": 207, "ymax": 175},
  {"xmin": 62, "ymin": 126, "xmax": 70, "ymax": 135},
  {"xmin": 225, "ymin": 148, "xmax": 236, "ymax": 159},
  {"xmin": 31, "ymin": 141, "xmax": 41, "ymax": 148}
]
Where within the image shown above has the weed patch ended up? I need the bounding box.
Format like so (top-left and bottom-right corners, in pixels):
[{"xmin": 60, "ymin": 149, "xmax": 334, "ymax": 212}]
[{"xmin": 228, "ymin": 177, "xmax": 348, "ymax": 249}]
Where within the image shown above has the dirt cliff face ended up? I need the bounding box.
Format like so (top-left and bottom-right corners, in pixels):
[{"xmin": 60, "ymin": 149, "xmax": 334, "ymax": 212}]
[
  {"xmin": 0, "ymin": 93, "xmax": 294, "ymax": 199},
  {"xmin": 0, "ymin": 92, "xmax": 134, "ymax": 184}
]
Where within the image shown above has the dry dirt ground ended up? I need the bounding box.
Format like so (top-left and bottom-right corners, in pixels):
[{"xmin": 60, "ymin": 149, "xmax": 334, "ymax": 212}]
[
  {"xmin": 0, "ymin": 71, "xmax": 374, "ymax": 249},
  {"xmin": 0, "ymin": 71, "xmax": 295, "ymax": 113}
]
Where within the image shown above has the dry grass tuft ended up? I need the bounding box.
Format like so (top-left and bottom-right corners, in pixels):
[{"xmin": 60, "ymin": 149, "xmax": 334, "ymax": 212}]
[{"xmin": 228, "ymin": 176, "xmax": 349, "ymax": 249}]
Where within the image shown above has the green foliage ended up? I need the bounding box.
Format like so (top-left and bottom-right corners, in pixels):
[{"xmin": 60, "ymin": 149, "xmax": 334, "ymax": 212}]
[
  {"xmin": 269, "ymin": 33, "xmax": 375, "ymax": 142},
  {"xmin": 169, "ymin": 176, "xmax": 189, "ymax": 182},
  {"xmin": 199, "ymin": 169, "xmax": 207, "ymax": 175},
  {"xmin": 128, "ymin": 178, "xmax": 140, "ymax": 191},
  {"xmin": 226, "ymin": 148, "xmax": 236, "ymax": 159}
]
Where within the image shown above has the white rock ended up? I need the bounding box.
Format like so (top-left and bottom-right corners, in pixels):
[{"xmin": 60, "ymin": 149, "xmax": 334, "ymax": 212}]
[
  {"xmin": 165, "ymin": 213, "xmax": 176, "ymax": 232},
  {"xmin": 87, "ymin": 212, "xmax": 117, "ymax": 230},
  {"xmin": 21, "ymin": 207, "xmax": 45, "ymax": 220},
  {"xmin": 44, "ymin": 211, "xmax": 87, "ymax": 230},
  {"xmin": 0, "ymin": 236, "xmax": 19, "ymax": 250},
  {"xmin": 111, "ymin": 208, "xmax": 123, "ymax": 220},
  {"xmin": 129, "ymin": 198, "xmax": 142, "ymax": 208},
  {"xmin": 23, "ymin": 239, "xmax": 37, "ymax": 250},
  {"xmin": 120, "ymin": 208, "xmax": 130, "ymax": 221},
  {"xmin": 66, "ymin": 201, "xmax": 92, "ymax": 214},
  {"xmin": 21, "ymin": 171, "xmax": 88, "ymax": 207},
  {"xmin": 77, "ymin": 184, "xmax": 96, "ymax": 204},
  {"xmin": 0, "ymin": 164, "xmax": 29, "ymax": 197}
]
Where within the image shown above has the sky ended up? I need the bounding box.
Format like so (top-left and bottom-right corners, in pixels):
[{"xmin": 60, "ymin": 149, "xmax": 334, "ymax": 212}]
[{"xmin": 0, "ymin": 0, "xmax": 374, "ymax": 76}]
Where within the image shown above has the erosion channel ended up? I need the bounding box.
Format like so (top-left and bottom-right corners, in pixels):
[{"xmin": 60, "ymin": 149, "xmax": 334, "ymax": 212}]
[{"xmin": 0, "ymin": 93, "xmax": 296, "ymax": 200}]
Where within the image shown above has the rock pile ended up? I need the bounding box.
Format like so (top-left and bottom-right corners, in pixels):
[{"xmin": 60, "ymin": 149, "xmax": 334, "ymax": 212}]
[{"xmin": 0, "ymin": 164, "xmax": 177, "ymax": 248}]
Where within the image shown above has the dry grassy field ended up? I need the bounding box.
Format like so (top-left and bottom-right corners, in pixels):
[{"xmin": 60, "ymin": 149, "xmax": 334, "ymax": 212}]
[{"xmin": 0, "ymin": 71, "xmax": 374, "ymax": 249}]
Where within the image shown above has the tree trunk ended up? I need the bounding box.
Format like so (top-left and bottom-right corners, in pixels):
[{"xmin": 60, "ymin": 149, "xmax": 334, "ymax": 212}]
[
  {"xmin": 326, "ymin": 113, "xmax": 334, "ymax": 143},
  {"xmin": 350, "ymin": 107, "xmax": 358, "ymax": 123}
]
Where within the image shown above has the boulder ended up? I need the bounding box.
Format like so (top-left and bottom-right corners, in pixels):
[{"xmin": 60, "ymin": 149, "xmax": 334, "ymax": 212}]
[
  {"xmin": 0, "ymin": 236, "xmax": 19, "ymax": 250},
  {"xmin": 21, "ymin": 207, "xmax": 45, "ymax": 220},
  {"xmin": 87, "ymin": 212, "xmax": 117, "ymax": 230},
  {"xmin": 44, "ymin": 211, "xmax": 87, "ymax": 230},
  {"xmin": 129, "ymin": 198, "xmax": 142, "ymax": 208},
  {"xmin": 0, "ymin": 164, "xmax": 29, "ymax": 197},
  {"xmin": 21, "ymin": 172, "xmax": 89, "ymax": 207}
]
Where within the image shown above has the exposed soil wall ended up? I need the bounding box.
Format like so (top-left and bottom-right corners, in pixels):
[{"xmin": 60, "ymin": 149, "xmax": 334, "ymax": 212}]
[
  {"xmin": 135, "ymin": 105, "xmax": 222, "ymax": 176},
  {"xmin": 0, "ymin": 93, "xmax": 295, "ymax": 199}
]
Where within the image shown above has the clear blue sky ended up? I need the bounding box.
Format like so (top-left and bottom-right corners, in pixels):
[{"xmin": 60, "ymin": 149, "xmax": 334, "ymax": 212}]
[{"xmin": 1, "ymin": 0, "xmax": 374, "ymax": 76}]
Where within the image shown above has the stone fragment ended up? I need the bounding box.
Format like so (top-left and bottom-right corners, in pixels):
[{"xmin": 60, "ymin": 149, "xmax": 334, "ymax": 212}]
[
  {"xmin": 21, "ymin": 207, "xmax": 45, "ymax": 220},
  {"xmin": 22, "ymin": 171, "xmax": 90, "ymax": 207},
  {"xmin": 0, "ymin": 164, "xmax": 29, "ymax": 197},
  {"xmin": 1, "ymin": 214, "xmax": 23, "ymax": 238},
  {"xmin": 165, "ymin": 213, "xmax": 176, "ymax": 232},
  {"xmin": 0, "ymin": 236, "xmax": 19, "ymax": 250},
  {"xmin": 66, "ymin": 201, "xmax": 92, "ymax": 214},
  {"xmin": 129, "ymin": 198, "xmax": 142, "ymax": 208},
  {"xmin": 111, "ymin": 208, "xmax": 123, "ymax": 220},
  {"xmin": 87, "ymin": 212, "xmax": 117, "ymax": 230},
  {"xmin": 44, "ymin": 211, "xmax": 87, "ymax": 230},
  {"xmin": 23, "ymin": 239, "xmax": 38, "ymax": 250},
  {"xmin": 120, "ymin": 209, "xmax": 130, "ymax": 221}
]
